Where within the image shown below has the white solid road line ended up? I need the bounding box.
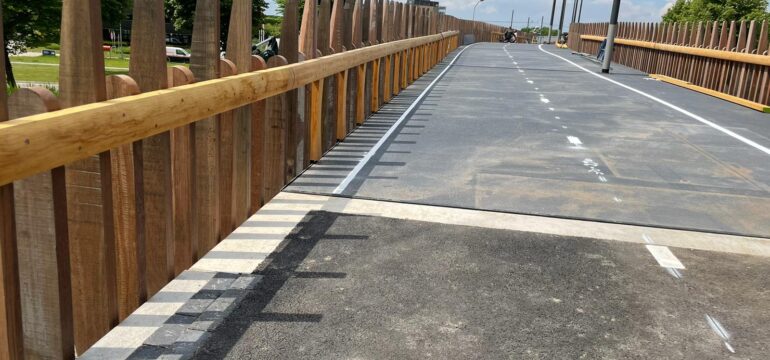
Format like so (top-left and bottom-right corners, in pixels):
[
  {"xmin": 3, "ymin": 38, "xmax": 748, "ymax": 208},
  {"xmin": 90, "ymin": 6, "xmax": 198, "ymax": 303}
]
[
  {"xmin": 538, "ymin": 44, "xmax": 770, "ymax": 157},
  {"xmin": 332, "ymin": 44, "xmax": 475, "ymax": 194}
]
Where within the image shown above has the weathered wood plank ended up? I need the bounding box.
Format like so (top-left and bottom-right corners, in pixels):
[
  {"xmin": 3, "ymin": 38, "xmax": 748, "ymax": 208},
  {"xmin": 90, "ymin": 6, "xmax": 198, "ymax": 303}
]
[
  {"xmin": 218, "ymin": 59, "xmax": 237, "ymax": 239},
  {"xmin": 60, "ymin": 0, "xmax": 118, "ymax": 353},
  {"xmin": 336, "ymin": 70, "xmax": 349, "ymax": 140},
  {"xmin": 190, "ymin": 0, "xmax": 221, "ymax": 256},
  {"xmin": 263, "ymin": 55, "xmax": 289, "ymax": 201},
  {"xmin": 226, "ymin": 0, "xmax": 254, "ymax": 229},
  {"xmin": 105, "ymin": 75, "xmax": 145, "ymax": 322},
  {"xmin": 0, "ymin": 3, "xmax": 24, "ymax": 357},
  {"xmin": 167, "ymin": 66, "xmax": 197, "ymax": 271},
  {"xmin": 281, "ymin": 0, "xmax": 300, "ymax": 182},
  {"xmin": 250, "ymin": 56, "xmax": 268, "ymax": 213},
  {"xmin": 129, "ymin": 0, "xmax": 174, "ymax": 298},
  {"xmin": 10, "ymin": 88, "xmax": 72, "ymax": 360}
]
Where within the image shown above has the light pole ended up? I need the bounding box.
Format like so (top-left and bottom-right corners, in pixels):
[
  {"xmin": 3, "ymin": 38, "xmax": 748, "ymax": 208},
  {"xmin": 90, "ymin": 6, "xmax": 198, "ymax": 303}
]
[
  {"xmin": 548, "ymin": 0, "xmax": 557, "ymax": 44},
  {"xmin": 472, "ymin": 0, "xmax": 484, "ymax": 23},
  {"xmin": 557, "ymin": 0, "xmax": 567, "ymax": 44},
  {"xmin": 601, "ymin": 0, "xmax": 621, "ymax": 73}
]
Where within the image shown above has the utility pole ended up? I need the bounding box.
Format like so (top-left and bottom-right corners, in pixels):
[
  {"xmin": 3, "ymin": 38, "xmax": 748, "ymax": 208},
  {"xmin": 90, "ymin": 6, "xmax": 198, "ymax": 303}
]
[
  {"xmin": 577, "ymin": 0, "xmax": 584, "ymax": 23},
  {"xmin": 571, "ymin": 0, "xmax": 578, "ymax": 24},
  {"xmin": 526, "ymin": 17, "xmax": 530, "ymax": 30},
  {"xmin": 602, "ymin": 0, "xmax": 621, "ymax": 73},
  {"xmin": 510, "ymin": 9, "xmax": 514, "ymax": 28},
  {"xmin": 540, "ymin": 16, "xmax": 544, "ymax": 43},
  {"xmin": 548, "ymin": 0, "xmax": 557, "ymax": 44},
  {"xmin": 557, "ymin": 0, "xmax": 567, "ymax": 43}
]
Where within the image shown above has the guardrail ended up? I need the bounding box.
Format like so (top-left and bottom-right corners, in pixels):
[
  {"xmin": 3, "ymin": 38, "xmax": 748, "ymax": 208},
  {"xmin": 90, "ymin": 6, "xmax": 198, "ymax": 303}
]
[
  {"xmin": 568, "ymin": 21, "xmax": 770, "ymax": 107},
  {"xmin": 0, "ymin": 0, "xmax": 493, "ymax": 357}
]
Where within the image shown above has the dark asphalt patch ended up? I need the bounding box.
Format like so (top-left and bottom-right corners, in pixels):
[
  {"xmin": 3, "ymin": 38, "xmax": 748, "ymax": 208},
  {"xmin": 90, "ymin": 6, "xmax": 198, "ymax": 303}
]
[{"xmin": 195, "ymin": 212, "xmax": 769, "ymax": 359}]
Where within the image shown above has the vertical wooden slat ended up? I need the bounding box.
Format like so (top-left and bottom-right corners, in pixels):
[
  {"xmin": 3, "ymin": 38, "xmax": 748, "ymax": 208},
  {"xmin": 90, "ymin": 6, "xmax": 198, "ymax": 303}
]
[
  {"xmin": 190, "ymin": 0, "xmax": 221, "ymax": 260},
  {"xmin": 130, "ymin": 0, "xmax": 174, "ymax": 298},
  {"xmin": 250, "ymin": 56, "xmax": 268, "ymax": 213},
  {"xmin": 104, "ymin": 75, "xmax": 145, "ymax": 322},
  {"xmin": 167, "ymin": 66, "xmax": 197, "ymax": 270},
  {"xmin": 226, "ymin": 0, "xmax": 254, "ymax": 229},
  {"xmin": 756, "ymin": 21, "xmax": 769, "ymax": 103},
  {"xmin": 263, "ymin": 55, "xmax": 289, "ymax": 202},
  {"xmin": 336, "ymin": 70, "xmax": 349, "ymax": 140},
  {"xmin": 11, "ymin": 88, "xmax": 73, "ymax": 360},
  {"xmin": 281, "ymin": 0, "xmax": 300, "ymax": 181},
  {"xmin": 217, "ymin": 59, "xmax": 237, "ymax": 239},
  {"xmin": 0, "ymin": 4, "xmax": 24, "ymax": 358},
  {"xmin": 309, "ymin": 78, "xmax": 324, "ymax": 161},
  {"xmin": 737, "ymin": 20, "xmax": 755, "ymax": 98},
  {"xmin": 356, "ymin": 64, "xmax": 367, "ymax": 124},
  {"xmin": 60, "ymin": 0, "xmax": 118, "ymax": 353}
]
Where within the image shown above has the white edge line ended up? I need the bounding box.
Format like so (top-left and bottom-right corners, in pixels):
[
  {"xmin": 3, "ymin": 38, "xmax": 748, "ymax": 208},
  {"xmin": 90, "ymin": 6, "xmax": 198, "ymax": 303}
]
[
  {"xmin": 537, "ymin": 44, "xmax": 770, "ymax": 156},
  {"xmin": 333, "ymin": 44, "xmax": 475, "ymax": 194}
]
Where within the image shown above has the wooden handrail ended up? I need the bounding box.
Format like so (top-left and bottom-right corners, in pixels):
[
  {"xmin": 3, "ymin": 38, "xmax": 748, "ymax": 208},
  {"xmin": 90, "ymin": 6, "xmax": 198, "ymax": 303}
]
[
  {"xmin": 581, "ymin": 34, "xmax": 770, "ymax": 66},
  {"xmin": 0, "ymin": 31, "xmax": 458, "ymax": 186}
]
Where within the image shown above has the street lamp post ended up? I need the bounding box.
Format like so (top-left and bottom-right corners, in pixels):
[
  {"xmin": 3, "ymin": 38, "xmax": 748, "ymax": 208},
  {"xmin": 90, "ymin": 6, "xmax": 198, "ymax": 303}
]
[
  {"xmin": 601, "ymin": 0, "xmax": 621, "ymax": 73},
  {"xmin": 472, "ymin": 0, "xmax": 484, "ymax": 22},
  {"xmin": 548, "ymin": 0, "xmax": 557, "ymax": 44},
  {"xmin": 472, "ymin": 0, "xmax": 484, "ymax": 42}
]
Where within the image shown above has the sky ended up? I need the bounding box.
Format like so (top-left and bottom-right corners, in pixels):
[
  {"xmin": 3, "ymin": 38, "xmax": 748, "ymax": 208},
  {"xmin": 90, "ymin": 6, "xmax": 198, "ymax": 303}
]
[{"xmin": 264, "ymin": 0, "xmax": 680, "ymax": 28}]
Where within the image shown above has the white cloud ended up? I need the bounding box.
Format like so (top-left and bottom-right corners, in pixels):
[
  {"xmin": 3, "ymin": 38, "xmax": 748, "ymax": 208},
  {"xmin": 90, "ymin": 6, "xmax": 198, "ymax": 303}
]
[
  {"xmin": 659, "ymin": 1, "xmax": 676, "ymax": 17},
  {"xmin": 482, "ymin": 6, "xmax": 498, "ymax": 15}
]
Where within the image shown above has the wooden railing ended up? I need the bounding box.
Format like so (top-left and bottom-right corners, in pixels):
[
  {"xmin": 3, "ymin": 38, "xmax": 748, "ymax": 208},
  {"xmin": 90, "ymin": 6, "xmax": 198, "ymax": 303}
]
[
  {"xmin": 568, "ymin": 21, "xmax": 770, "ymax": 106},
  {"xmin": 0, "ymin": 0, "xmax": 500, "ymax": 358}
]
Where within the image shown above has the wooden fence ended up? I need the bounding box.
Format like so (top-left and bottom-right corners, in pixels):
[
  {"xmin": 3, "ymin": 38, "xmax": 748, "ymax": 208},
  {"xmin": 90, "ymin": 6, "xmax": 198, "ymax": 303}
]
[
  {"xmin": 0, "ymin": 0, "xmax": 499, "ymax": 358},
  {"xmin": 568, "ymin": 21, "xmax": 770, "ymax": 106}
]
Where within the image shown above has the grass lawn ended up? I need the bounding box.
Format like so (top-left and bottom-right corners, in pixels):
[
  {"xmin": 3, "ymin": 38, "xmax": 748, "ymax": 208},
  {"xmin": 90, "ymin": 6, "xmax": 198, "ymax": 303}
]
[{"xmin": 10, "ymin": 55, "xmax": 188, "ymax": 83}]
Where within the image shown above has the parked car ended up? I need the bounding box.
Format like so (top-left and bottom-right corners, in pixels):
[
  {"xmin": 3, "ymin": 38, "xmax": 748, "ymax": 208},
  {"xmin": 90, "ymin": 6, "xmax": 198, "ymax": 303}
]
[{"xmin": 166, "ymin": 46, "xmax": 191, "ymax": 62}]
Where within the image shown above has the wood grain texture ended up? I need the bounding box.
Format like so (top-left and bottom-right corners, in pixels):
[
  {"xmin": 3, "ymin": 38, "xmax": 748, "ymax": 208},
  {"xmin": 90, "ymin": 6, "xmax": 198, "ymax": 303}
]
[
  {"xmin": 250, "ymin": 56, "xmax": 268, "ymax": 213},
  {"xmin": 218, "ymin": 59, "xmax": 237, "ymax": 239},
  {"xmin": 336, "ymin": 70, "xmax": 349, "ymax": 140},
  {"xmin": 59, "ymin": 0, "xmax": 118, "ymax": 353},
  {"xmin": 0, "ymin": 3, "xmax": 24, "ymax": 358},
  {"xmin": 309, "ymin": 78, "xmax": 324, "ymax": 161},
  {"xmin": 130, "ymin": 0, "xmax": 174, "ymax": 300},
  {"xmin": 281, "ymin": 0, "xmax": 300, "ymax": 182},
  {"xmin": 331, "ymin": 0, "xmax": 346, "ymax": 51},
  {"xmin": 263, "ymin": 56, "xmax": 289, "ymax": 202},
  {"xmin": 226, "ymin": 0, "xmax": 253, "ymax": 229},
  {"xmin": 167, "ymin": 66, "xmax": 197, "ymax": 271},
  {"xmin": 8, "ymin": 87, "xmax": 75, "ymax": 358},
  {"xmin": 190, "ymin": 0, "xmax": 221, "ymax": 258},
  {"xmin": 356, "ymin": 63, "xmax": 367, "ymax": 124},
  {"xmin": 299, "ymin": 0, "xmax": 317, "ymax": 60},
  {"xmin": 105, "ymin": 75, "xmax": 145, "ymax": 323}
]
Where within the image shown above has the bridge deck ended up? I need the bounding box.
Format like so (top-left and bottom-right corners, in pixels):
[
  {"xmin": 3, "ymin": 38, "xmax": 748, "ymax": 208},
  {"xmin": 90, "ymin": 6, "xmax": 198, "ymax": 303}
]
[{"xmin": 88, "ymin": 44, "xmax": 770, "ymax": 359}]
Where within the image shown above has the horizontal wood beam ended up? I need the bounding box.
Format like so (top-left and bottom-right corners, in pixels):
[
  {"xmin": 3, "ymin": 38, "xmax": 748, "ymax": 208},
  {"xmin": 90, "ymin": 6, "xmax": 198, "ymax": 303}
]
[
  {"xmin": 0, "ymin": 31, "xmax": 459, "ymax": 186},
  {"xmin": 650, "ymin": 74, "xmax": 770, "ymax": 113},
  {"xmin": 581, "ymin": 34, "xmax": 770, "ymax": 66}
]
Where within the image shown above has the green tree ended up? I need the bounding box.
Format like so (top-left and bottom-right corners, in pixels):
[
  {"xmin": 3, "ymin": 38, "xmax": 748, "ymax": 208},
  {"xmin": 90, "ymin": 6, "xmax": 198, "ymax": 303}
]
[
  {"xmin": 2, "ymin": 0, "xmax": 132, "ymax": 86},
  {"xmin": 164, "ymin": 0, "xmax": 269, "ymax": 46},
  {"xmin": 662, "ymin": 0, "xmax": 770, "ymax": 23}
]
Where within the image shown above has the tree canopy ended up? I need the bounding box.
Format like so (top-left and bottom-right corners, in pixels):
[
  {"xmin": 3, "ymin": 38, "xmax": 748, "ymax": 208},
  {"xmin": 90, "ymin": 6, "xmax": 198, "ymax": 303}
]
[
  {"xmin": 164, "ymin": 0, "xmax": 268, "ymax": 46},
  {"xmin": 662, "ymin": 0, "xmax": 770, "ymax": 23}
]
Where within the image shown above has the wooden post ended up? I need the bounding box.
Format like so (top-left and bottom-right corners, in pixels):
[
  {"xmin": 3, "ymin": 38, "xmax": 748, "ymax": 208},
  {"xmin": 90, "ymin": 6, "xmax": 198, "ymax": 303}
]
[
  {"xmin": 226, "ymin": 0, "xmax": 254, "ymax": 229},
  {"xmin": 166, "ymin": 66, "xmax": 197, "ymax": 270},
  {"xmin": 281, "ymin": 0, "xmax": 300, "ymax": 181},
  {"xmin": 190, "ymin": 0, "xmax": 221, "ymax": 261},
  {"xmin": 8, "ymin": 88, "xmax": 74, "ymax": 359},
  {"xmin": 217, "ymin": 59, "xmax": 237, "ymax": 239},
  {"xmin": 250, "ymin": 56, "xmax": 268, "ymax": 213},
  {"xmin": 383, "ymin": 54, "xmax": 392, "ymax": 102},
  {"xmin": 263, "ymin": 56, "xmax": 289, "ymax": 202},
  {"xmin": 336, "ymin": 70, "xmax": 349, "ymax": 140},
  {"xmin": 310, "ymin": 78, "xmax": 325, "ymax": 161},
  {"xmin": 0, "ymin": 4, "xmax": 24, "ymax": 358},
  {"xmin": 371, "ymin": 58, "xmax": 381, "ymax": 111},
  {"xmin": 104, "ymin": 75, "xmax": 145, "ymax": 322},
  {"xmin": 60, "ymin": 0, "xmax": 118, "ymax": 353},
  {"xmin": 356, "ymin": 64, "xmax": 367, "ymax": 124},
  {"xmin": 299, "ymin": 0, "xmax": 317, "ymax": 60}
]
